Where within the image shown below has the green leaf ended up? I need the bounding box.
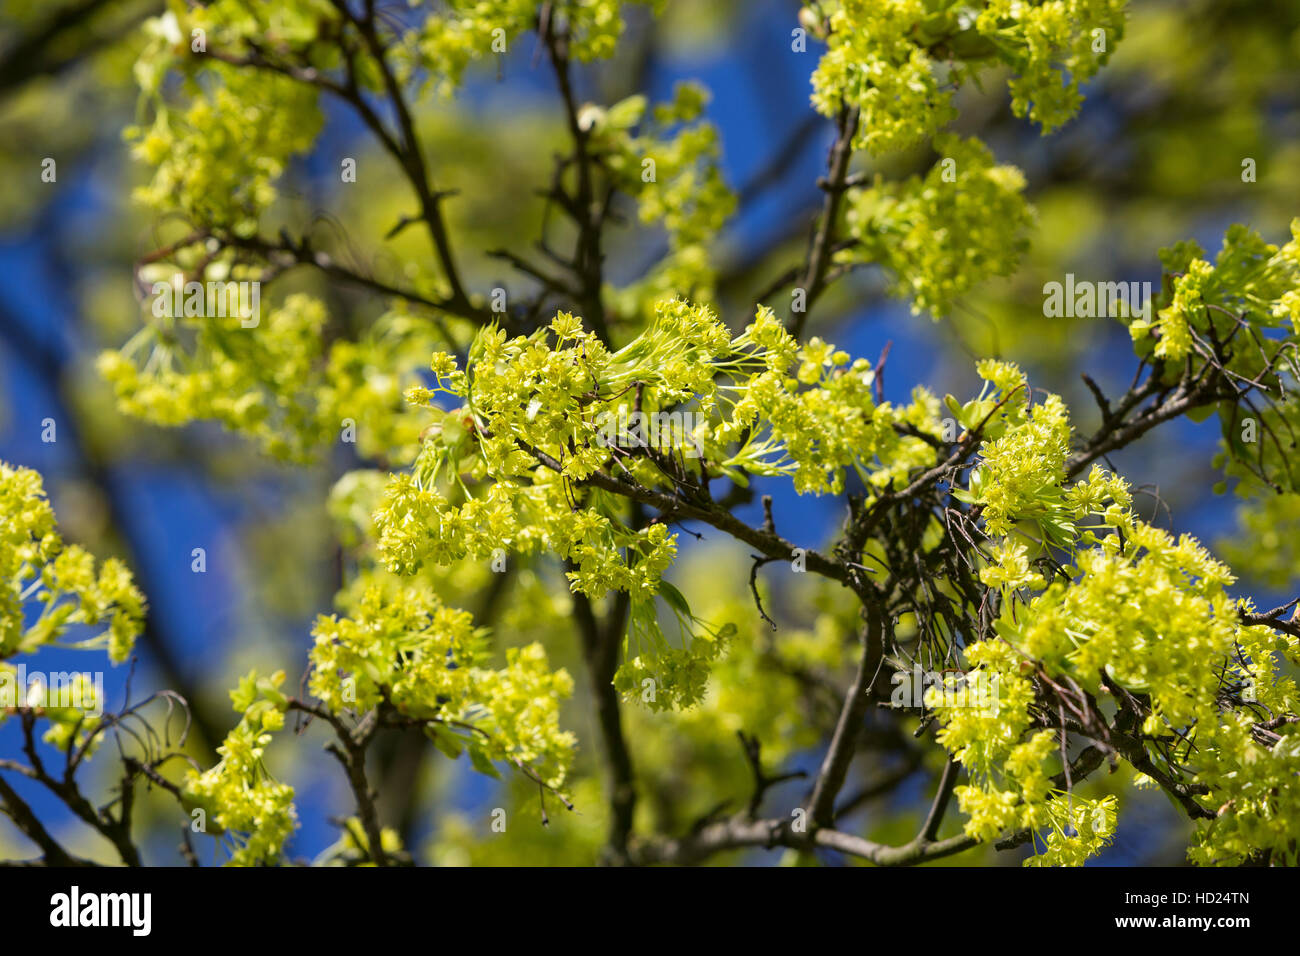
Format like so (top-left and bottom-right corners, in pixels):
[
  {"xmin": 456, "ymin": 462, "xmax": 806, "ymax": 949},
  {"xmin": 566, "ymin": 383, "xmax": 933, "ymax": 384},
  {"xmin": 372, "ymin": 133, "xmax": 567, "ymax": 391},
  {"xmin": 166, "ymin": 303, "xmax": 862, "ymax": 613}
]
[
  {"xmin": 428, "ymin": 725, "xmax": 464, "ymax": 760},
  {"xmin": 659, "ymin": 579, "xmax": 692, "ymax": 619},
  {"xmin": 469, "ymin": 745, "xmax": 502, "ymax": 779},
  {"xmin": 606, "ymin": 94, "xmax": 648, "ymax": 130}
]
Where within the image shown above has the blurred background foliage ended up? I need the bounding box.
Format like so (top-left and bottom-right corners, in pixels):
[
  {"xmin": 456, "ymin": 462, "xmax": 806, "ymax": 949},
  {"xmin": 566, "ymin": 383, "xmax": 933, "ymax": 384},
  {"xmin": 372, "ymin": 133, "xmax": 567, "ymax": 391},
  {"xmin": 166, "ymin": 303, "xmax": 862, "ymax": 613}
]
[{"xmin": 1, "ymin": 0, "xmax": 1297, "ymax": 865}]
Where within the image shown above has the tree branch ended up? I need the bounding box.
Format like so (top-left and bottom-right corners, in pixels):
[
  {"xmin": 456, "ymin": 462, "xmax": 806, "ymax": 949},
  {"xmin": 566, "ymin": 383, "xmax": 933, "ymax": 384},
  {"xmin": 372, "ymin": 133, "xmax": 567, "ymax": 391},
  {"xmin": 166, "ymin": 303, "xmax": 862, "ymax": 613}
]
[
  {"xmin": 789, "ymin": 106, "xmax": 860, "ymax": 340},
  {"xmin": 805, "ymin": 600, "xmax": 886, "ymax": 826}
]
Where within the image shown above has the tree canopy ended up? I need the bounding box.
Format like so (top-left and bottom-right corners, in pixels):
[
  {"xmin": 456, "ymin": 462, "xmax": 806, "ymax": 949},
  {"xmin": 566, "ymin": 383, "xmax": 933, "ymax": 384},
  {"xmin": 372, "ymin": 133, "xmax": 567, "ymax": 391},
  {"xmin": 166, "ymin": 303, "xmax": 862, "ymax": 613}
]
[{"xmin": 2, "ymin": 0, "xmax": 1299, "ymax": 868}]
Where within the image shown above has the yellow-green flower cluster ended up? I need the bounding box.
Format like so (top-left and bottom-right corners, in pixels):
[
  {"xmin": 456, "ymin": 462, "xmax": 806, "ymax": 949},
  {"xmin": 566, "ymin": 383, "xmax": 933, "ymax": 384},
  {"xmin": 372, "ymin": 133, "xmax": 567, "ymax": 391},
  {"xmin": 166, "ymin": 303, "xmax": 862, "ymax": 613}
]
[
  {"xmin": 310, "ymin": 586, "xmax": 576, "ymax": 789},
  {"xmin": 129, "ymin": 9, "xmax": 322, "ymax": 232},
  {"xmin": 1189, "ymin": 713, "xmax": 1300, "ymax": 867},
  {"xmin": 614, "ymin": 582, "xmax": 735, "ymax": 711},
  {"xmin": 413, "ymin": 0, "xmax": 539, "ymax": 96},
  {"xmin": 0, "ymin": 461, "xmax": 144, "ymax": 666},
  {"xmin": 810, "ymin": 0, "xmax": 1128, "ymax": 154},
  {"xmin": 937, "ymin": 399, "xmax": 1300, "ymax": 864},
  {"xmin": 956, "ymin": 361, "xmax": 1135, "ymax": 560},
  {"xmin": 810, "ymin": 0, "xmax": 955, "ymax": 155},
  {"xmin": 1127, "ymin": 223, "xmax": 1300, "ymax": 493},
  {"xmin": 961, "ymin": 362, "xmax": 1071, "ymax": 537},
  {"xmin": 1133, "ymin": 222, "xmax": 1300, "ymax": 363},
  {"xmin": 937, "ymin": 643, "xmax": 1118, "ymax": 864},
  {"xmin": 1273, "ymin": 289, "xmax": 1300, "ymax": 336},
  {"xmin": 99, "ymin": 297, "xmax": 437, "ymax": 462},
  {"xmin": 999, "ymin": 522, "xmax": 1239, "ymax": 723},
  {"xmin": 934, "ymin": 640, "xmax": 1035, "ymax": 783},
  {"xmin": 380, "ymin": 303, "xmax": 712, "ymax": 600},
  {"xmin": 1153, "ymin": 258, "xmax": 1212, "ymax": 361},
  {"xmin": 840, "ymin": 136, "xmax": 1034, "ymax": 317},
  {"xmin": 1023, "ymin": 793, "xmax": 1119, "ymax": 866},
  {"xmin": 183, "ymin": 669, "xmax": 297, "ymax": 866},
  {"xmin": 986, "ymin": 0, "xmax": 1128, "ymax": 132},
  {"xmin": 721, "ymin": 310, "xmax": 944, "ymax": 495},
  {"xmin": 384, "ymin": 300, "xmax": 944, "ymax": 598},
  {"xmin": 937, "ymin": 518, "xmax": 1238, "ymax": 865},
  {"xmin": 558, "ymin": 0, "xmax": 665, "ymax": 61},
  {"xmin": 664, "ymin": 571, "xmax": 858, "ymax": 756},
  {"xmin": 167, "ymin": 0, "xmax": 331, "ymax": 60},
  {"xmin": 1185, "ymin": 610, "xmax": 1300, "ymax": 865},
  {"xmin": 413, "ymin": 1, "xmax": 661, "ymax": 94},
  {"xmin": 592, "ymin": 83, "xmax": 736, "ymax": 308},
  {"xmin": 378, "ymin": 300, "xmax": 952, "ymax": 707}
]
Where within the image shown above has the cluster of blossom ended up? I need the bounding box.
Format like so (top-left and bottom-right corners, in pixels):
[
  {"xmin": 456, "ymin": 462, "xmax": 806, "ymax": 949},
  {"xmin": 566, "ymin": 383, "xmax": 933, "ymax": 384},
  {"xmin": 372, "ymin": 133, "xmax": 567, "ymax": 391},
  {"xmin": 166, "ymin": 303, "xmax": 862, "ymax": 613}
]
[
  {"xmin": 586, "ymin": 83, "xmax": 737, "ymax": 308},
  {"xmin": 809, "ymin": 0, "xmax": 1129, "ymax": 155},
  {"xmin": 182, "ymin": 669, "xmax": 298, "ymax": 866},
  {"xmin": 661, "ymin": 574, "xmax": 858, "ymax": 761},
  {"xmin": 1133, "ymin": 223, "xmax": 1300, "ymax": 492},
  {"xmin": 952, "ymin": 359, "xmax": 1074, "ymax": 539},
  {"xmin": 613, "ymin": 582, "xmax": 736, "ymax": 711},
  {"xmin": 128, "ymin": 6, "xmax": 323, "ymax": 230},
  {"xmin": 934, "ymin": 364, "xmax": 1300, "ymax": 865},
  {"xmin": 411, "ymin": 0, "xmax": 662, "ymax": 96},
  {"xmin": 0, "ymin": 461, "xmax": 143, "ymax": 670},
  {"xmin": 840, "ymin": 136, "xmax": 1034, "ymax": 317},
  {"xmin": 309, "ymin": 584, "xmax": 576, "ymax": 790},
  {"xmin": 98, "ymin": 296, "xmax": 438, "ymax": 462},
  {"xmin": 0, "ymin": 462, "xmax": 144, "ymax": 754},
  {"xmin": 427, "ymin": 560, "xmax": 864, "ymax": 865},
  {"xmin": 1133, "ymin": 223, "xmax": 1300, "ymax": 360},
  {"xmin": 383, "ymin": 302, "xmax": 1128, "ymax": 713},
  {"xmin": 713, "ymin": 307, "xmax": 946, "ymax": 495},
  {"xmin": 1186, "ymin": 697, "xmax": 1300, "ymax": 867},
  {"xmin": 383, "ymin": 298, "xmax": 944, "ymax": 563}
]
